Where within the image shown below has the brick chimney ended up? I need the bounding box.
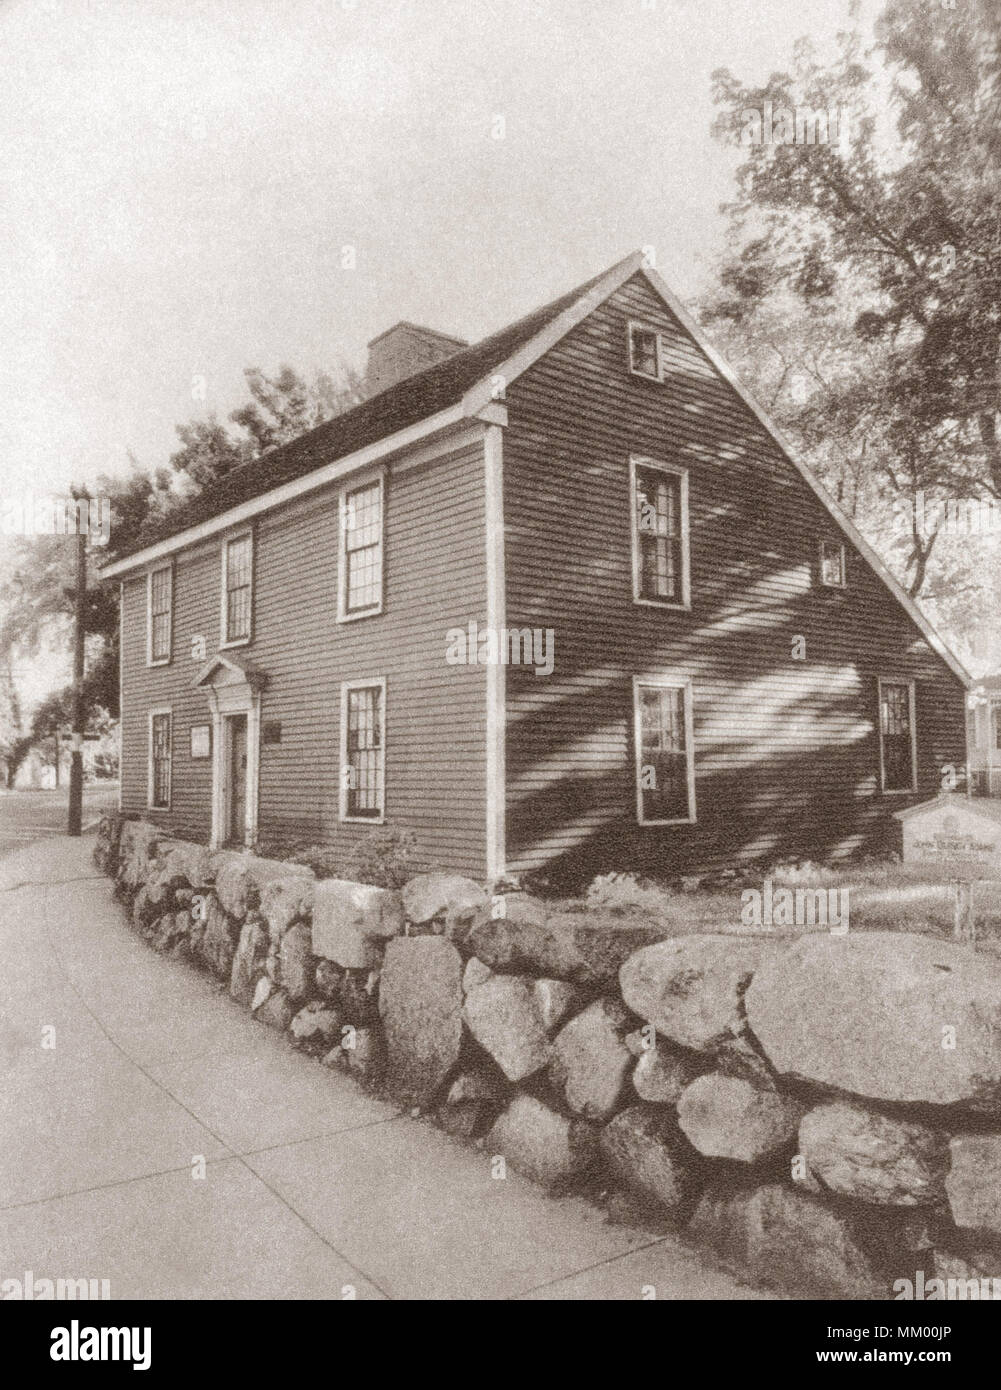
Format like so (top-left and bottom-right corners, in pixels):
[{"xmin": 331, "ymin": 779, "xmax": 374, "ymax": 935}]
[{"xmin": 364, "ymin": 321, "xmax": 468, "ymax": 396}]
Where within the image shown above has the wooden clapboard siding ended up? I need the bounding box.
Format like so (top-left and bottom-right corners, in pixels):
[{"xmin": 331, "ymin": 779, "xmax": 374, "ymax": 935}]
[
  {"xmin": 501, "ymin": 272, "xmax": 967, "ymax": 879},
  {"xmin": 119, "ymin": 437, "xmax": 490, "ymax": 875}
]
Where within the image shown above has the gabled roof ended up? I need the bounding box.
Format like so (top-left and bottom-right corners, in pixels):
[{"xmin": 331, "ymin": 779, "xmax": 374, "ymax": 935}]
[
  {"xmin": 102, "ymin": 249, "xmax": 969, "ymax": 687},
  {"xmin": 104, "ymin": 258, "xmax": 629, "ymax": 568},
  {"xmin": 192, "ymin": 652, "xmax": 268, "ymax": 692}
]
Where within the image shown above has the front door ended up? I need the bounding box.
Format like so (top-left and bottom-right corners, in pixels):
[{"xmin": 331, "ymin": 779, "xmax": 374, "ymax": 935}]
[{"xmin": 227, "ymin": 714, "xmax": 248, "ymax": 845}]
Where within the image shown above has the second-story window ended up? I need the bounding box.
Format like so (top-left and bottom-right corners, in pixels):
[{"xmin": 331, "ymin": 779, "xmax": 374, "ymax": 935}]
[
  {"xmin": 223, "ymin": 533, "xmax": 253, "ymax": 645},
  {"xmin": 339, "ymin": 474, "xmax": 384, "ymax": 620},
  {"xmin": 148, "ymin": 565, "xmax": 172, "ymax": 664},
  {"xmin": 631, "ymin": 457, "xmax": 690, "ymax": 608}
]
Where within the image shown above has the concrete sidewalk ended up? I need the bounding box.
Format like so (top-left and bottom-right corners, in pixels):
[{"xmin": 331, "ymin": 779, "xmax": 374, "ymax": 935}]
[{"xmin": 0, "ymin": 834, "xmax": 777, "ymax": 1300}]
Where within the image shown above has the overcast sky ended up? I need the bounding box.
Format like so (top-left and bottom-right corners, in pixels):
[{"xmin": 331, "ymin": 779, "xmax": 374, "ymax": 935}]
[{"xmin": 1, "ymin": 0, "xmax": 876, "ymax": 496}]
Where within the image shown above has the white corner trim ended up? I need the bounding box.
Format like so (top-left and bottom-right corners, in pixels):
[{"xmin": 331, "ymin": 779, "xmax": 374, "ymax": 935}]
[
  {"xmin": 638, "ymin": 264, "xmax": 971, "ymax": 689},
  {"xmin": 484, "ymin": 423, "xmax": 506, "ymax": 881}
]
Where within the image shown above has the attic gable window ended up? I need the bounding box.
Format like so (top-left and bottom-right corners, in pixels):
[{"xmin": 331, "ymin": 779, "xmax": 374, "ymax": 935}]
[
  {"xmin": 819, "ymin": 539, "xmax": 847, "ymax": 589},
  {"xmin": 630, "ymin": 456, "xmax": 690, "ymax": 609},
  {"xmin": 628, "ymin": 321, "xmax": 662, "ymax": 380},
  {"xmin": 339, "ymin": 472, "xmax": 384, "ymax": 621},
  {"xmin": 222, "ymin": 533, "xmax": 253, "ymax": 646}
]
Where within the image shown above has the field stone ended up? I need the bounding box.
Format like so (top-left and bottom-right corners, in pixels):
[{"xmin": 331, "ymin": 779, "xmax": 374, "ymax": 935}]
[
  {"xmin": 689, "ymin": 1182, "xmax": 887, "ymax": 1299},
  {"xmin": 213, "ymin": 857, "xmax": 253, "ymax": 920},
  {"xmin": 314, "ymin": 958, "xmax": 344, "ymax": 1002},
  {"xmin": 260, "ymin": 875, "xmax": 315, "ymax": 942},
  {"xmin": 343, "ymin": 1026, "xmax": 385, "ymax": 1083},
  {"xmin": 945, "ymin": 1135, "xmax": 1001, "ymax": 1236},
  {"xmin": 402, "ymin": 873, "xmax": 487, "ymax": 928},
  {"xmin": 312, "ymin": 879, "xmax": 405, "ymax": 969},
  {"xmin": 487, "ymin": 1093, "xmax": 598, "ymax": 1190},
  {"xmin": 533, "ymin": 978, "xmax": 582, "ymax": 1034},
  {"xmin": 462, "ymin": 957, "xmax": 493, "ymax": 994},
  {"xmin": 289, "ymin": 1002, "xmax": 342, "ymax": 1052},
  {"xmin": 379, "ymin": 937, "xmax": 463, "ymax": 1104},
  {"xmin": 463, "ymin": 975, "xmax": 552, "ymax": 1081},
  {"xmin": 599, "ymin": 1105, "xmax": 701, "ymax": 1214},
  {"xmin": 549, "ymin": 997, "xmax": 633, "ymax": 1120},
  {"xmin": 255, "ymin": 987, "xmax": 294, "ymax": 1032},
  {"xmin": 619, "ymin": 936, "xmax": 772, "ymax": 1052},
  {"xmin": 198, "ymin": 895, "xmax": 240, "ymax": 980},
  {"xmin": 676, "ymin": 1073, "xmax": 803, "ymax": 1163},
  {"xmin": 279, "ymin": 922, "xmax": 316, "ymax": 1003},
  {"xmin": 470, "ymin": 911, "xmax": 668, "ymax": 987},
  {"xmin": 745, "ymin": 931, "xmax": 1001, "ymax": 1108},
  {"xmin": 230, "ymin": 916, "xmax": 269, "ymax": 1005},
  {"xmin": 251, "ymin": 976, "xmax": 274, "ymax": 1011},
  {"xmin": 799, "ymin": 1102, "xmax": 950, "ymax": 1206},
  {"xmin": 627, "ymin": 1033, "xmax": 703, "ymax": 1104}
]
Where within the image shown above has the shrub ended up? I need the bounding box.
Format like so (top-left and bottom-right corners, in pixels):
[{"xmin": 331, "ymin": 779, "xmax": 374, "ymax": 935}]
[
  {"xmin": 342, "ymin": 826, "xmax": 418, "ymax": 889},
  {"xmin": 583, "ymin": 871, "xmax": 673, "ymax": 916}
]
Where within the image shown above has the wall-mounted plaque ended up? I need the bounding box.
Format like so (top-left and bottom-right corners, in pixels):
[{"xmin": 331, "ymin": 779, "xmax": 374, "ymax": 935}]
[
  {"xmin": 190, "ymin": 724, "xmax": 212, "ymax": 759},
  {"xmin": 263, "ymin": 720, "xmax": 282, "ymax": 745}
]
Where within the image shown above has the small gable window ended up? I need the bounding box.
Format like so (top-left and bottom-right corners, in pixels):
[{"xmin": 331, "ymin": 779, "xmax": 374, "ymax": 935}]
[
  {"xmin": 628, "ymin": 321, "xmax": 662, "ymax": 381},
  {"xmin": 819, "ymin": 539, "xmax": 847, "ymax": 589}
]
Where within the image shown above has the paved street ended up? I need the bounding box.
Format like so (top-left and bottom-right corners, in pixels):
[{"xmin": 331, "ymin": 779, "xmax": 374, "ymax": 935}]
[
  {"xmin": 0, "ymin": 786, "xmax": 119, "ymax": 858},
  {"xmin": 0, "ymin": 827, "xmax": 778, "ymax": 1300}
]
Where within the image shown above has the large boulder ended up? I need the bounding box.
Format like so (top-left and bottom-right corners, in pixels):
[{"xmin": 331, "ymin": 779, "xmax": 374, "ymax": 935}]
[
  {"xmin": 799, "ymin": 1102, "xmax": 950, "ymax": 1207},
  {"xmin": 117, "ymin": 821, "xmax": 160, "ymax": 891},
  {"xmin": 311, "ymin": 879, "xmax": 404, "ymax": 969},
  {"xmin": 149, "ymin": 839, "xmax": 212, "ymax": 892},
  {"xmin": 470, "ymin": 911, "xmax": 668, "ymax": 988},
  {"xmin": 197, "ymin": 894, "xmax": 240, "ymax": 980},
  {"xmin": 230, "ymin": 916, "xmax": 269, "ymax": 1005},
  {"xmin": 745, "ymin": 932, "xmax": 1001, "ymax": 1109},
  {"xmin": 549, "ymin": 998, "xmax": 634, "ymax": 1120},
  {"xmin": 259, "ymin": 875, "xmax": 315, "ymax": 943},
  {"xmin": 289, "ymin": 1002, "xmax": 342, "ymax": 1053},
  {"xmin": 212, "ymin": 854, "xmax": 314, "ymax": 921},
  {"xmin": 402, "ymin": 874, "xmax": 487, "ymax": 935},
  {"xmin": 626, "ymin": 1031, "xmax": 704, "ymax": 1104},
  {"xmin": 463, "ymin": 975, "xmax": 553, "ymax": 1082},
  {"xmin": 378, "ymin": 937, "xmax": 463, "ymax": 1104},
  {"xmin": 599, "ymin": 1105, "xmax": 701, "ymax": 1214},
  {"xmin": 619, "ymin": 936, "xmax": 775, "ymax": 1053},
  {"xmin": 690, "ymin": 1182, "xmax": 888, "ymax": 1299},
  {"xmin": 945, "ymin": 1135, "xmax": 1001, "ymax": 1237},
  {"xmin": 487, "ymin": 1094, "xmax": 598, "ymax": 1190},
  {"xmin": 676, "ymin": 1074, "xmax": 803, "ymax": 1163},
  {"xmin": 279, "ymin": 922, "xmax": 316, "ymax": 1003}
]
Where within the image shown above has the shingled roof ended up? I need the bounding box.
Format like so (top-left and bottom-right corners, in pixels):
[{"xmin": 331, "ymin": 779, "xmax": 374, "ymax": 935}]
[{"xmin": 109, "ymin": 263, "xmax": 614, "ymax": 562}]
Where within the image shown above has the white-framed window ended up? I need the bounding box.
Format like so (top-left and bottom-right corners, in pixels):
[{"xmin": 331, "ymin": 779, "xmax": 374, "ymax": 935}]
[
  {"xmin": 147, "ymin": 564, "xmax": 172, "ymax": 665},
  {"xmin": 878, "ymin": 678, "xmax": 917, "ymax": 794},
  {"xmin": 819, "ymin": 538, "xmax": 847, "ymax": 589},
  {"xmin": 339, "ymin": 678, "xmax": 386, "ymax": 823},
  {"xmin": 148, "ymin": 707, "xmax": 172, "ymax": 810},
  {"xmin": 628, "ymin": 320, "xmax": 662, "ymax": 381},
  {"xmin": 221, "ymin": 531, "xmax": 253, "ymax": 646},
  {"xmin": 633, "ymin": 677, "xmax": 696, "ymax": 825},
  {"xmin": 630, "ymin": 456, "xmax": 690, "ymax": 608},
  {"xmin": 338, "ymin": 472, "xmax": 384, "ymax": 621}
]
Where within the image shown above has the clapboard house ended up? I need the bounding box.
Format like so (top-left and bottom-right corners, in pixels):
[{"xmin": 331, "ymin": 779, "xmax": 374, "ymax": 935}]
[{"xmin": 103, "ymin": 251, "xmax": 970, "ymax": 881}]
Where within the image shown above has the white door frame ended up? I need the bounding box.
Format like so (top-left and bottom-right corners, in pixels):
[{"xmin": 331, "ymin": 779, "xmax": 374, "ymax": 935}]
[{"xmin": 194, "ymin": 657, "xmax": 263, "ymax": 850}]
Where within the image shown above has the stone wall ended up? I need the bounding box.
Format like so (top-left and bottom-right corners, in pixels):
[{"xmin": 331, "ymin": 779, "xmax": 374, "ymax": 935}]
[{"xmin": 97, "ymin": 813, "xmax": 1001, "ymax": 1300}]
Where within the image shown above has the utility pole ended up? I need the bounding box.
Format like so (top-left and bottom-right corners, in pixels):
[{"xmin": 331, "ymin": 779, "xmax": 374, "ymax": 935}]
[{"xmin": 67, "ymin": 503, "xmax": 87, "ymax": 836}]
